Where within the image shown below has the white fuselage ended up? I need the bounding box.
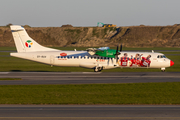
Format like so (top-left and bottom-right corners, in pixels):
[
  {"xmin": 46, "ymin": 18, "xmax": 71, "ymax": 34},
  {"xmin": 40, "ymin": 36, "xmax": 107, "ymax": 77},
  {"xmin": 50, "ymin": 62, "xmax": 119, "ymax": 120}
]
[{"xmin": 10, "ymin": 50, "xmax": 172, "ymax": 70}]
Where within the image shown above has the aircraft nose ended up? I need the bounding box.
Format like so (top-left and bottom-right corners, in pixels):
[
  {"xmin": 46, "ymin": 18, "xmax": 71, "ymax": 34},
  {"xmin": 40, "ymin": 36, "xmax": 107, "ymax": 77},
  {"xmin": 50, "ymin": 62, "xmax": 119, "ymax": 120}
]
[{"xmin": 170, "ymin": 60, "xmax": 174, "ymax": 66}]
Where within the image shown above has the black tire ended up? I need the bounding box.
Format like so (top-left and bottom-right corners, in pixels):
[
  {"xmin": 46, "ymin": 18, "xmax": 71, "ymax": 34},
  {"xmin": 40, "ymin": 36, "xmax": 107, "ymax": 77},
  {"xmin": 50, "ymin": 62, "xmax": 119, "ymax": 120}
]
[{"xmin": 94, "ymin": 67, "xmax": 102, "ymax": 72}]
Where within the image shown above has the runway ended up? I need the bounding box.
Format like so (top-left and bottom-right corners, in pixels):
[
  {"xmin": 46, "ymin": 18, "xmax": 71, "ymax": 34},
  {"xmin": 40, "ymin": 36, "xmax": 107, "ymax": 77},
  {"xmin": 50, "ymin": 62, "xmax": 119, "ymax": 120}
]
[
  {"xmin": 0, "ymin": 105, "xmax": 180, "ymax": 120},
  {"xmin": 0, "ymin": 72, "xmax": 180, "ymax": 85},
  {"xmin": 0, "ymin": 73, "xmax": 180, "ymax": 120}
]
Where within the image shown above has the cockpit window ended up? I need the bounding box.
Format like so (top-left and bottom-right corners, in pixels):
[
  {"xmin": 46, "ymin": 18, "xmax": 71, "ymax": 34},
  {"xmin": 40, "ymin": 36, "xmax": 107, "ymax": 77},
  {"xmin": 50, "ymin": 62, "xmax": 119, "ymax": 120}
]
[
  {"xmin": 157, "ymin": 55, "xmax": 166, "ymax": 58},
  {"xmin": 163, "ymin": 55, "xmax": 166, "ymax": 58}
]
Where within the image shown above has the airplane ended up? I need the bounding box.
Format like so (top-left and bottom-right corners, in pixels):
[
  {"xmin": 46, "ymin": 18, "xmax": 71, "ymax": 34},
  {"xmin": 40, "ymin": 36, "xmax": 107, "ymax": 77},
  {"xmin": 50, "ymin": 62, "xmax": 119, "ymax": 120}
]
[{"xmin": 10, "ymin": 25, "xmax": 174, "ymax": 72}]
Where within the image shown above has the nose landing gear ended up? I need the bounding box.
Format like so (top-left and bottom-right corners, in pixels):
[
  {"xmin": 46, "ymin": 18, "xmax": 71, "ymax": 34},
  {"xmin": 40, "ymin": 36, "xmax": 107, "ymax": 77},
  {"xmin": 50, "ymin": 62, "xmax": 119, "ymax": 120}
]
[{"xmin": 161, "ymin": 67, "xmax": 165, "ymax": 72}]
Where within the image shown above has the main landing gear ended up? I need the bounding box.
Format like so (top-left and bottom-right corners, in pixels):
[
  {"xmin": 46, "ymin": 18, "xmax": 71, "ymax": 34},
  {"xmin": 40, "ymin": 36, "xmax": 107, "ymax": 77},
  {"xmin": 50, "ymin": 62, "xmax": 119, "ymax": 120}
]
[
  {"xmin": 161, "ymin": 68, "xmax": 165, "ymax": 72},
  {"xmin": 94, "ymin": 66, "xmax": 103, "ymax": 72}
]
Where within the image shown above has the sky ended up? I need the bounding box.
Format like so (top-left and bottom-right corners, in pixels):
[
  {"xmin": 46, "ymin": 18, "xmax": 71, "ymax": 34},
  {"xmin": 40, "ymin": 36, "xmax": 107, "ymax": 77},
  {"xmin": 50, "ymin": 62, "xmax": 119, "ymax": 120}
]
[{"xmin": 0, "ymin": 0, "xmax": 180, "ymax": 27}]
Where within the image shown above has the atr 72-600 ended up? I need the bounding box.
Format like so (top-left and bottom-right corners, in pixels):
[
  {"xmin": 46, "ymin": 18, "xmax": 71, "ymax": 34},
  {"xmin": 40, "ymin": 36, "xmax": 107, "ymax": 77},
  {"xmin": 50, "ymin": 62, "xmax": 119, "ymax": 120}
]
[{"xmin": 10, "ymin": 25, "xmax": 174, "ymax": 72}]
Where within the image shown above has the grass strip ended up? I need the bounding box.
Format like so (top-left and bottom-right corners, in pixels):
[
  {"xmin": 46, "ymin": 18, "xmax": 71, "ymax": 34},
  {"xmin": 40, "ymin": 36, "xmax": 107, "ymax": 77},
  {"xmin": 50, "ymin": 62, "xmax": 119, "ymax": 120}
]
[
  {"xmin": 0, "ymin": 78, "xmax": 22, "ymax": 80},
  {"xmin": 0, "ymin": 82, "xmax": 180, "ymax": 104}
]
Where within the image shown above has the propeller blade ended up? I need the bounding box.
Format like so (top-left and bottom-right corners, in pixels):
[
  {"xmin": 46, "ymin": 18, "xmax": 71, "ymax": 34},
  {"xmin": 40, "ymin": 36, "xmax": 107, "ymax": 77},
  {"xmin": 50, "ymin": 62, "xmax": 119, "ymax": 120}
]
[
  {"xmin": 115, "ymin": 45, "xmax": 120, "ymax": 55},
  {"xmin": 120, "ymin": 44, "xmax": 122, "ymax": 52},
  {"xmin": 116, "ymin": 45, "xmax": 119, "ymax": 54},
  {"xmin": 115, "ymin": 44, "xmax": 120, "ymax": 63},
  {"xmin": 116, "ymin": 55, "xmax": 118, "ymax": 63},
  {"xmin": 115, "ymin": 44, "xmax": 122, "ymax": 63}
]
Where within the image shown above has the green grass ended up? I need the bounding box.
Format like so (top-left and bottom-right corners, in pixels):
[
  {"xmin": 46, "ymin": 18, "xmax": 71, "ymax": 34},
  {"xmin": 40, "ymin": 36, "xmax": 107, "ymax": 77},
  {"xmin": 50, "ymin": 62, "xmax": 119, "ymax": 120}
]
[
  {"xmin": 0, "ymin": 52, "xmax": 10, "ymax": 55},
  {"xmin": 0, "ymin": 82, "xmax": 180, "ymax": 104},
  {"xmin": 0, "ymin": 78, "xmax": 22, "ymax": 80},
  {"xmin": 161, "ymin": 52, "xmax": 180, "ymax": 54}
]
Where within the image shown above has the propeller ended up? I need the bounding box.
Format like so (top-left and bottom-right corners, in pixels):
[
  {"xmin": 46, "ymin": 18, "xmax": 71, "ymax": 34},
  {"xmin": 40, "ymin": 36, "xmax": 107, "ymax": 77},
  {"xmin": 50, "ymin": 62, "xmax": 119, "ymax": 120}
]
[
  {"xmin": 115, "ymin": 44, "xmax": 122, "ymax": 63},
  {"xmin": 120, "ymin": 44, "xmax": 122, "ymax": 52}
]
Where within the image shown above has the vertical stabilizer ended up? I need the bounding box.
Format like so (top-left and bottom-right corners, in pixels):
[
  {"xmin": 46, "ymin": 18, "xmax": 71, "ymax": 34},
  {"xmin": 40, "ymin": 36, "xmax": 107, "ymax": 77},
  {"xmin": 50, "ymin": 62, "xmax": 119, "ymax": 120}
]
[{"xmin": 10, "ymin": 25, "xmax": 59, "ymax": 52}]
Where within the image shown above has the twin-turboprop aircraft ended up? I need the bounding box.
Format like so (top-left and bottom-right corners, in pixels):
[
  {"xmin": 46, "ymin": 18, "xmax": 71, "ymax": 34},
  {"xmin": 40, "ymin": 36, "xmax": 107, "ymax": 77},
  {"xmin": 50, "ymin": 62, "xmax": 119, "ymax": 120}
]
[{"xmin": 10, "ymin": 25, "xmax": 174, "ymax": 72}]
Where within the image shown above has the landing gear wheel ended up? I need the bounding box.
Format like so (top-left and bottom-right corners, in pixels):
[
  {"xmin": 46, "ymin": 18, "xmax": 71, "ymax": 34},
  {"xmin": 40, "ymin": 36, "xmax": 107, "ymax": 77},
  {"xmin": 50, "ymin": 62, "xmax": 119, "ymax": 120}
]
[
  {"xmin": 161, "ymin": 68, "xmax": 165, "ymax": 72},
  {"xmin": 94, "ymin": 67, "xmax": 103, "ymax": 72}
]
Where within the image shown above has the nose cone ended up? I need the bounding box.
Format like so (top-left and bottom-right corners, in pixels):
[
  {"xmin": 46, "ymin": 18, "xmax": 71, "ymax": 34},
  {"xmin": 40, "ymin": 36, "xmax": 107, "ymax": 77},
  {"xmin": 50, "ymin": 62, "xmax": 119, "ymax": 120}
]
[{"xmin": 170, "ymin": 60, "xmax": 174, "ymax": 66}]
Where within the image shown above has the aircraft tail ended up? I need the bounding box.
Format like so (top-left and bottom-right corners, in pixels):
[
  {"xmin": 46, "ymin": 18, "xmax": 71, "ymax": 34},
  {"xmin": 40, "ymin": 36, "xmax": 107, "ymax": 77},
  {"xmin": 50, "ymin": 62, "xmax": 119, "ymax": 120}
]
[{"xmin": 10, "ymin": 25, "xmax": 59, "ymax": 52}]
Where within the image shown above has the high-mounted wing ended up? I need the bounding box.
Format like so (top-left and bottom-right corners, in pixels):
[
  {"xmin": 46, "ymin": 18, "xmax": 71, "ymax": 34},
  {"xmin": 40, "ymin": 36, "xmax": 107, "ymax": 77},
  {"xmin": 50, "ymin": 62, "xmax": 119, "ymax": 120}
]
[
  {"xmin": 86, "ymin": 47, "xmax": 110, "ymax": 56},
  {"xmin": 87, "ymin": 45, "xmax": 122, "ymax": 59}
]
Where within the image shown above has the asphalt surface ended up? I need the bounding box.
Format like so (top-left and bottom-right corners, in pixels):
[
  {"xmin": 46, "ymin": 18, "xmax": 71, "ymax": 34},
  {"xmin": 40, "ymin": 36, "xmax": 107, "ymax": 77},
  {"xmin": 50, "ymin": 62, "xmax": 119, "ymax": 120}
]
[
  {"xmin": 0, "ymin": 72, "xmax": 180, "ymax": 85},
  {"xmin": 1, "ymin": 72, "xmax": 180, "ymax": 120},
  {"xmin": 0, "ymin": 105, "xmax": 180, "ymax": 120}
]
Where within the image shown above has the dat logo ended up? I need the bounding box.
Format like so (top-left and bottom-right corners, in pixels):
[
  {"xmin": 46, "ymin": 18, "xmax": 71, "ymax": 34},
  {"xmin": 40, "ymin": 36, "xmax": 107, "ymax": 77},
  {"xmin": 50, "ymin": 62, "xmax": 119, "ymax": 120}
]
[{"xmin": 25, "ymin": 40, "xmax": 33, "ymax": 48}]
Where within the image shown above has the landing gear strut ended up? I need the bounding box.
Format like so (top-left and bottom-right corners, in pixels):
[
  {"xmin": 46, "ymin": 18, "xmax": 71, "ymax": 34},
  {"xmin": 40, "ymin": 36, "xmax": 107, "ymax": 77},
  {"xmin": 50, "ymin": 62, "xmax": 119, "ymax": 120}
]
[
  {"xmin": 161, "ymin": 68, "xmax": 165, "ymax": 72},
  {"xmin": 94, "ymin": 66, "xmax": 103, "ymax": 72}
]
